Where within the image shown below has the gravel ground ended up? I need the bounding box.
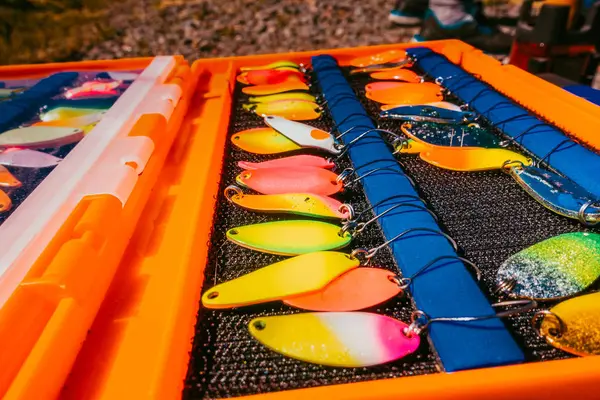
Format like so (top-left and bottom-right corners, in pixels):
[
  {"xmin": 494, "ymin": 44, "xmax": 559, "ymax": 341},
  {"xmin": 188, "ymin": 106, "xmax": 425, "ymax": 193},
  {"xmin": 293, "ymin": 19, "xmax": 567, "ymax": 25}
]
[{"xmin": 85, "ymin": 0, "xmax": 421, "ymax": 60}]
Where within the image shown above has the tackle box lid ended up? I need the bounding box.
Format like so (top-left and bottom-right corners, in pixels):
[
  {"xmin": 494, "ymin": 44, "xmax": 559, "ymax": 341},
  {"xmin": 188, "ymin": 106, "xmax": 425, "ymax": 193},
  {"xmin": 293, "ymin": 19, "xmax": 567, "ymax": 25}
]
[{"xmin": 0, "ymin": 55, "xmax": 197, "ymax": 398}]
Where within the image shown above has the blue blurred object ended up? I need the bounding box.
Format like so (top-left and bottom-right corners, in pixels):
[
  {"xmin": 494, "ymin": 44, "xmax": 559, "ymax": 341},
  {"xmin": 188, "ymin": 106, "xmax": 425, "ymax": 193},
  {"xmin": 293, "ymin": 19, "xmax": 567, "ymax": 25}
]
[{"xmin": 564, "ymin": 85, "xmax": 600, "ymax": 106}]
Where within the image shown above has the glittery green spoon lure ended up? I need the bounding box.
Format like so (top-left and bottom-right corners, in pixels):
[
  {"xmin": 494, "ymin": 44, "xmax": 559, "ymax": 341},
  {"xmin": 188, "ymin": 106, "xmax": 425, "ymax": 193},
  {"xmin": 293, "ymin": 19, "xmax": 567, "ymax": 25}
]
[{"xmin": 496, "ymin": 232, "xmax": 600, "ymax": 300}]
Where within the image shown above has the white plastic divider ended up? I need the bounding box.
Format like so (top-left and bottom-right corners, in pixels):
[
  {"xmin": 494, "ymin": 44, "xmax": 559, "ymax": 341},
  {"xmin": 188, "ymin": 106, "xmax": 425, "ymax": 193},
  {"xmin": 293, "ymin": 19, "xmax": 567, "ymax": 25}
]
[{"xmin": 0, "ymin": 56, "xmax": 180, "ymax": 307}]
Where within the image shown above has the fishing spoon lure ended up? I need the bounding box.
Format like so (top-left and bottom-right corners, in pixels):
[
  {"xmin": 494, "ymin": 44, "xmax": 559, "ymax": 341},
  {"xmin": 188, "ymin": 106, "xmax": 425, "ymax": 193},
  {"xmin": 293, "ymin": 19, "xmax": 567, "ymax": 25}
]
[
  {"xmin": 237, "ymin": 69, "xmax": 306, "ymax": 85},
  {"xmin": 380, "ymin": 105, "xmax": 476, "ymax": 124},
  {"xmin": 370, "ymin": 69, "xmax": 422, "ymax": 82},
  {"xmin": 235, "ymin": 165, "xmax": 396, "ymax": 196},
  {"xmin": 285, "ymin": 254, "xmax": 481, "ymax": 312},
  {"xmin": 238, "ymin": 155, "xmax": 334, "ymax": 170},
  {"xmin": 263, "ymin": 115, "xmax": 339, "ymax": 154},
  {"xmin": 241, "ymin": 76, "xmax": 309, "ymax": 96},
  {"xmin": 249, "ymin": 300, "xmax": 535, "ymax": 367},
  {"xmin": 419, "ymin": 146, "xmax": 531, "ymax": 172},
  {"xmin": 201, "ymin": 251, "xmax": 360, "ymax": 309},
  {"xmin": 0, "ymin": 149, "xmax": 62, "ymax": 168},
  {"xmin": 0, "ymin": 127, "xmax": 84, "ymax": 149},
  {"xmin": 226, "ymin": 220, "xmax": 352, "ymax": 256},
  {"xmin": 0, "ymin": 189, "xmax": 11, "ymax": 213},
  {"xmin": 235, "ymin": 167, "xmax": 343, "ymax": 196},
  {"xmin": 231, "ymin": 127, "xmax": 302, "ymax": 154},
  {"xmin": 507, "ymin": 164, "xmax": 600, "ymax": 226},
  {"xmin": 240, "ymin": 60, "xmax": 301, "ymax": 72},
  {"xmin": 225, "ymin": 185, "xmax": 352, "ymax": 220},
  {"xmin": 396, "ymin": 122, "xmax": 502, "ymax": 153},
  {"xmin": 243, "ymin": 100, "xmax": 321, "ymax": 121},
  {"xmin": 533, "ymin": 292, "xmax": 600, "ymax": 356},
  {"xmin": 350, "ymin": 50, "xmax": 408, "ymax": 68},
  {"xmin": 0, "ymin": 165, "xmax": 21, "ymax": 188},
  {"xmin": 496, "ymin": 232, "xmax": 600, "ymax": 301}
]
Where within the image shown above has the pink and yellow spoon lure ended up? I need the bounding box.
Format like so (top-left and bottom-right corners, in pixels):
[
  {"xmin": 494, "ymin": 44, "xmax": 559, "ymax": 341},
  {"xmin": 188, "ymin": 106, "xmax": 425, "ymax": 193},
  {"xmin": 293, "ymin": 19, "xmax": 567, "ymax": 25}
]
[
  {"xmin": 225, "ymin": 185, "xmax": 350, "ymax": 219},
  {"xmin": 249, "ymin": 312, "xmax": 420, "ymax": 367},
  {"xmin": 236, "ymin": 167, "xmax": 343, "ymax": 196},
  {"xmin": 238, "ymin": 155, "xmax": 334, "ymax": 170},
  {"xmin": 201, "ymin": 251, "xmax": 359, "ymax": 309}
]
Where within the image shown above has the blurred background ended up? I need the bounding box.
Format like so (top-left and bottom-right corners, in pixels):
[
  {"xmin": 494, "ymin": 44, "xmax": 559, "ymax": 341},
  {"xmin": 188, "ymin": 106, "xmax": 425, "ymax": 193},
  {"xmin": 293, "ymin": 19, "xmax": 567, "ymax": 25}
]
[
  {"xmin": 1, "ymin": 0, "xmax": 598, "ymax": 88},
  {"xmin": 0, "ymin": 0, "xmax": 520, "ymax": 64}
]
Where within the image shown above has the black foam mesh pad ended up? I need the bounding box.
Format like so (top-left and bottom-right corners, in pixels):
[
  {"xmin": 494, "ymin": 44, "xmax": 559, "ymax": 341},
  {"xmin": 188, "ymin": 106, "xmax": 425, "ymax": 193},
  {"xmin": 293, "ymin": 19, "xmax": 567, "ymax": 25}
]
[{"xmin": 182, "ymin": 68, "xmax": 597, "ymax": 399}]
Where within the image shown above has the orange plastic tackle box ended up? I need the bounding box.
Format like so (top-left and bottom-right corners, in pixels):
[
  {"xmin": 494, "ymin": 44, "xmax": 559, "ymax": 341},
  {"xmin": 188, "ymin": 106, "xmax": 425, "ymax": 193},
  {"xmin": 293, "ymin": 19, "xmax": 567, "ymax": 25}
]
[{"xmin": 3, "ymin": 40, "xmax": 600, "ymax": 400}]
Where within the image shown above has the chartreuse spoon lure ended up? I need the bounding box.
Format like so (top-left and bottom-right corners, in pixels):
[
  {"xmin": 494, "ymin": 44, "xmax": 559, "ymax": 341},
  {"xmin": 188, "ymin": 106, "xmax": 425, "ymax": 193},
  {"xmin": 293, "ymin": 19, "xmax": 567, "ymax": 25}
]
[
  {"xmin": 264, "ymin": 115, "xmax": 339, "ymax": 154},
  {"xmin": 249, "ymin": 312, "xmax": 420, "ymax": 367},
  {"xmin": 236, "ymin": 167, "xmax": 343, "ymax": 196},
  {"xmin": 231, "ymin": 127, "xmax": 301, "ymax": 154},
  {"xmin": 497, "ymin": 232, "xmax": 600, "ymax": 300},
  {"xmin": 0, "ymin": 127, "xmax": 84, "ymax": 149},
  {"xmin": 240, "ymin": 61, "xmax": 300, "ymax": 71},
  {"xmin": 225, "ymin": 185, "xmax": 350, "ymax": 219},
  {"xmin": 202, "ymin": 251, "xmax": 358, "ymax": 309},
  {"xmin": 227, "ymin": 220, "xmax": 351, "ymax": 255},
  {"xmin": 0, "ymin": 149, "xmax": 61, "ymax": 168},
  {"xmin": 0, "ymin": 165, "xmax": 21, "ymax": 188},
  {"xmin": 40, "ymin": 107, "xmax": 106, "ymax": 122},
  {"xmin": 536, "ymin": 291, "xmax": 600, "ymax": 356},
  {"xmin": 34, "ymin": 112, "xmax": 105, "ymax": 128},
  {"xmin": 0, "ymin": 189, "xmax": 11, "ymax": 213},
  {"xmin": 247, "ymin": 92, "xmax": 317, "ymax": 104},
  {"xmin": 508, "ymin": 165, "xmax": 600, "ymax": 225},
  {"xmin": 243, "ymin": 100, "xmax": 321, "ymax": 121},
  {"xmin": 238, "ymin": 155, "xmax": 334, "ymax": 170},
  {"xmin": 420, "ymin": 147, "xmax": 531, "ymax": 172},
  {"xmin": 242, "ymin": 76, "xmax": 309, "ymax": 96}
]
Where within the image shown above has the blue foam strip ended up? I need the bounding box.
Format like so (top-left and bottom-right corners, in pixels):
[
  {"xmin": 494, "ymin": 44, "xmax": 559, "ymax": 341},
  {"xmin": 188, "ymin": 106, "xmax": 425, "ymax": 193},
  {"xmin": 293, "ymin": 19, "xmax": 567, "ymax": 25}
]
[
  {"xmin": 311, "ymin": 55, "xmax": 524, "ymax": 372},
  {"xmin": 0, "ymin": 72, "xmax": 79, "ymax": 132},
  {"xmin": 408, "ymin": 47, "xmax": 600, "ymax": 197}
]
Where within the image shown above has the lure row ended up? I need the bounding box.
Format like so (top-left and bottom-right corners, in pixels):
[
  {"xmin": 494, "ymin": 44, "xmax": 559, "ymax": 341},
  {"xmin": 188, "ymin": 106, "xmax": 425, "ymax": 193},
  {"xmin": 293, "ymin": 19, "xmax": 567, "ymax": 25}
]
[
  {"xmin": 357, "ymin": 51, "xmax": 600, "ymax": 358},
  {"xmin": 236, "ymin": 61, "xmax": 321, "ymax": 121},
  {"xmin": 0, "ymin": 71, "xmax": 139, "ymax": 214},
  {"xmin": 352, "ymin": 50, "xmax": 600, "ymax": 225},
  {"xmin": 198, "ymin": 56, "xmax": 600, "ymax": 368}
]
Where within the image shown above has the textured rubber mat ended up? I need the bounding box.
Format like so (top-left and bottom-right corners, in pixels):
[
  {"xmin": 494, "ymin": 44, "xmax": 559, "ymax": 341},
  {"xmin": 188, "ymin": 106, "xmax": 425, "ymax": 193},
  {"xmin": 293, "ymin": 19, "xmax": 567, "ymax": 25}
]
[{"xmin": 183, "ymin": 69, "xmax": 598, "ymax": 399}]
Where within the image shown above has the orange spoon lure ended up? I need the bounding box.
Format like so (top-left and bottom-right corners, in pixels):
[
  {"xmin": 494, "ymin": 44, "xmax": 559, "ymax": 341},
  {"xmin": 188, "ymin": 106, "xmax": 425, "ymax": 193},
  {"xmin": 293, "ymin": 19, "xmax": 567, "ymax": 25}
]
[
  {"xmin": 0, "ymin": 165, "xmax": 21, "ymax": 188},
  {"xmin": 0, "ymin": 189, "xmax": 11, "ymax": 213}
]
